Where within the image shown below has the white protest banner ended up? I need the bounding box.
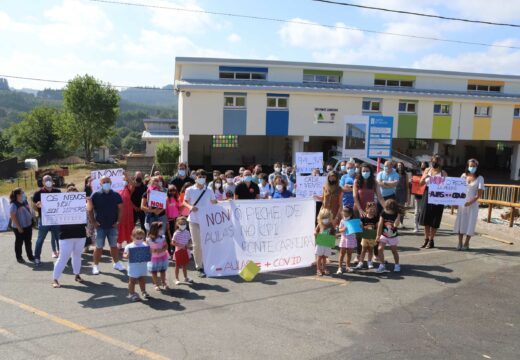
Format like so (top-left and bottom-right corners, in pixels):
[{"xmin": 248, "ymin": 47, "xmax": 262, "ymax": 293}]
[
  {"xmin": 295, "ymin": 152, "xmax": 323, "ymax": 174},
  {"xmin": 199, "ymin": 198, "xmax": 316, "ymax": 277},
  {"xmin": 90, "ymin": 168, "xmax": 125, "ymax": 192},
  {"xmin": 428, "ymin": 176, "xmax": 468, "ymax": 206},
  {"xmin": 295, "ymin": 175, "xmax": 326, "ymax": 198},
  {"xmin": 41, "ymin": 192, "xmax": 87, "ymax": 226},
  {"xmin": 148, "ymin": 190, "xmax": 167, "ymax": 209}
]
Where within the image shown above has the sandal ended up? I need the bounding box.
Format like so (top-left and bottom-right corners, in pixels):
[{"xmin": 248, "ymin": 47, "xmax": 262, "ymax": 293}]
[
  {"xmin": 316, "ymin": 270, "xmax": 323, "ymax": 276},
  {"xmin": 75, "ymin": 275, "xmax": 84, "ymax": 283},
  {"xmin": 154, "ymin": 285, "xmax": 161, "ymax": 291},
  {"xmin": 130, "ymin": 293, "xmax": 141, "ymax": 302},
  {"xmin": 323, "ymin": 269, "xmax": 330, "ymax": 275},
  {"xmin": 52, "ymin": 280, "xmax": 60, "ymax": 288},
  {"xmin": 161, "ymin": 284, "xmax": 169, "ymax": 290}
]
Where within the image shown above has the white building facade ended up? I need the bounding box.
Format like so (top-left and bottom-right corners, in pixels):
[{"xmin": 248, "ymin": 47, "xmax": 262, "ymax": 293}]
[{"xmin": 174, "ymin": 57, "xmax": 520, "ymax": 180}]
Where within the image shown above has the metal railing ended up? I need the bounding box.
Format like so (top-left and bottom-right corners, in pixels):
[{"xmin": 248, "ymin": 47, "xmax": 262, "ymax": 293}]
[{"xmin": 479, "ymin": 184, "xmax": 520, "ymax": 227}]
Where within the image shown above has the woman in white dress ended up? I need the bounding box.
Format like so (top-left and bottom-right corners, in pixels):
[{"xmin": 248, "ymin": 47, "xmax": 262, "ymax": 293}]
[{"xmin": 454, "ymin": 159, "xmax": 485, "ymax": 250}]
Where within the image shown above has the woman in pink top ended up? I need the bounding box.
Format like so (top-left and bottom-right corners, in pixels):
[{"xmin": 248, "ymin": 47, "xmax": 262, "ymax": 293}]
[
  {"xmin": 166, "ymin": 184, "xmax": 180, "ymax": 254},
  {"xmin": 353, "ymin": 164, "xmax": 384, "ymax": 217}
]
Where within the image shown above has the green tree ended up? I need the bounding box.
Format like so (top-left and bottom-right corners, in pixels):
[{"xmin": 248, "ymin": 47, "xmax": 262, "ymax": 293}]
[
  {"xmin": 63, "ymin": 74, "xmax": 119, "ymax": 162},
  {"xmin": 155, "ymin": 141, "xmax": 180, "ymax": 175},
  {"xmin": 9, "ymin": 107, "xmax": 64, "ymax": 158},
  {"xmin": 0, "ymin": 129, "xmax": 13, "ymax": 159}
]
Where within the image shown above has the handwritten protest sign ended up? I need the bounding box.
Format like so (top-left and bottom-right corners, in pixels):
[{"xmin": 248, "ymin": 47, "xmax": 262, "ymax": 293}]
[
  {"xmin": 199, "ymin": 198, "xmax": 316, "ymax": 277},
  {"xmin": 295, "ymin": 152, "xmax": 323, "ymax": 174},
  {"xmin": 148, "ymin": 190, "xmax": 167, "ymax": 209},
  {"xmin": 428, "ymin": 176, "xmax": 467, "ymax": 206},
  {"xmin": 295, "ymin": 175, "xmax": 326, "ymax": 198},
  {"xmin": 41, "ymin": 192, "xmax": 87, "ymax": 226},
  {"xmin": 90, "ymin": 168, "xmax": 125, "ymax": 192}
]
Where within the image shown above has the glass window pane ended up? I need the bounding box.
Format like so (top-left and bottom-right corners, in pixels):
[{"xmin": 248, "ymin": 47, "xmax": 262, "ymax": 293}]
[
  {"xmin": 252, "ymin": 72, "xmax": 266, "ymax": 80},
  {"xmin": 441, "ymin": 105, "xmax": 450, "ymax": 114},
  {"xmin": 235, "ymin": 97, "xmax": 246, "ymax": 107},
  {"xmin": 407, "ymin": 103, "xmax": 416, "ymax": 113},
  {"xmin": 399, "ymin": 103, "xmax": 406, "ymax": 112},
  {"xmin": 474, "ymin": 107, "xmax": 478, "ymax": 115},
  {"xmin": 433, "ymin": 104, "xmax": 441, "ymax": 114},
  {"xmin": 267, "ymin": 98, "xmax": 276, "ymax": 107},
  {"xmin": 467, "ymin": 84, "xmax": 477, "ymax": 90},
  {"xmin": 489, "ymin": 86, "xmax": 501, "ymax": 92},
  {"xmin": 372, "ymin": 101, "xmax": 380, "ymax": 111},
  {"xmin": 400, "ymin": 80, "xmax": 413, "ymax": 87},
  {"xmin": 220, "ymin": 72, "xmax": 234, "ymax": 79},
  {"xmin": 328, "ymin": 75, "xmax": 340, "ymax": 83},
  {"xmin": 224, "ymin": 97, "xmax": 234, "ymax": 107},
  {"xmin": 374, "ymin": 79, "xmax": 386, "ymax": 86},
  {"xmin": 515, "ymin": 108, "xmax": 520, "ymax": 117},
  {"xmin": 235, "ymin": 72, "xmax": 250, "ymax": 80},
  {"xmin": 278, "ymin": 98, "xmax": 288, "ymax": 108},
  {"xmin": 387, "ymin": 80, "xmax": 399, "ymax": 86},
  {"xmin": 315, "ymin": 75, "xmax": 328, "ymax": 82},
  {"xmin": 477, "ymin": 85, "xmax": 489, "ymax": 91},
  {"xmin": 303, "ymin": 74, "xmax": 314, "ymax": 82},
  {"xmin": 362, "ymin": 101, "xmax": 370, "ymax": 111}
]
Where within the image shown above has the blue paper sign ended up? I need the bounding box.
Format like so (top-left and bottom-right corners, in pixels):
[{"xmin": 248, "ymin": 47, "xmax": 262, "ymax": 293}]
[
  {"xmin": 367, "ymin": 115, "xmax": 393, "ymax": 158},
  {"xmin": 128, "ymin": 246, "xmax": 151, "ymax": 263},
  {"xmin": 345, "ymin": 219, "xmax": 363, "ymax": 234}
]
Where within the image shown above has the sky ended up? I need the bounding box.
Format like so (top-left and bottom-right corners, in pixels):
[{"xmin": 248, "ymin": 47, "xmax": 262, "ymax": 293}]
[{"xmin": 1, "ymin": 0, "xmax": 520, "ymax": 90}]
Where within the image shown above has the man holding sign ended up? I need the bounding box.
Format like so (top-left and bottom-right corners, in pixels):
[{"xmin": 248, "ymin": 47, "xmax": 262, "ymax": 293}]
[{"xmin": 88, "ymin": 176, "xmax": 125, "ymax": 275}]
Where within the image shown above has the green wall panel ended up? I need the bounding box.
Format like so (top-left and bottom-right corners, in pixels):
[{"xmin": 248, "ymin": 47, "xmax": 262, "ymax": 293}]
[
  {"xmin": 397, "ymin": 114, "xmax": 417, "ymax": 138},
  {"xmin": 432, "ymin": 116, "xmax": 452, "ymax": 139}
]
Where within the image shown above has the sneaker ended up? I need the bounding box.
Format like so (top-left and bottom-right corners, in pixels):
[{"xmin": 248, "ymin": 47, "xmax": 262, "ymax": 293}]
[
  {"xmin": 355, "ymin": 262, "xmax": 364, "ymax": 270},
  {"xmin": 185, "ymin": 277, "xmax": 193, "ymax": 283},
  {"xmin": 52, "ymin": 251, "xmax": 59, "ymax": 258},
  {"xmin": 113, "ymin": 262, "xmax": 126, "ymax": 271},
  {"xmin": 17, "ymin": 258, "xmax": 26, "ymax": 264},
  {"xmin": 413, "ymin": 227, "xmax": 419, "ymax": 233},
  {"xmin": 142, "ymin": 292, "xmax": 150, "ymax": 300},
  {"xmin": 394, "ymin": 264, "xmax": 401, "ymax": 272},
  {"xmin": 376, "ymin": 264, "xmax": 386, "ymax": 273},
  {"xmin": 175, "ymin": 280, "xmax": 182, "ymax": 285},
  {"xmin": 130, "ymin": 293, "xmax": 141, "ymax": 302},
  {"xmin": 197, "ymin": 268, "xmax": 206, "ymax": 278},
  {"xmin": 368, "ymin": 261, "xmax": 374, "ymax": 269},
  {"xmin": 345, "ymin": 267, "xmax": 354, "ymax": 273},
  {"xmin": 92, "ymin": 265, "xmax": 100, "ymax": 275},
  {"xmin": 336, "ymin": 268, "xmax": 343, "ymax": 275},
  {"xmin": 34, "ymin": 258, "xmax": 41, "ymax": 267}
]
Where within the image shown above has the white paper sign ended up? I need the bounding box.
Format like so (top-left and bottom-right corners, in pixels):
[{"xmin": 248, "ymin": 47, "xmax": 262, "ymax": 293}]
[
  {"xmin": 41, "ymin": 192, "xmax": 87, "ymax": 226},
  {"xmin": 428, "ymin": 176, "xmax": 468, "ymax": 206},
  {"xmin": 295, "ymin": 175, "xmax": 326, "ymax": 198},
  {"xmin": 90, "ymin": 168, "xmax": 125, "ymax": 192},
  {"xmin": 199, "ymin": 198, "xmax": 316, "ymax": 277},
  {"xmin": 295, "ymin": 152, "xmax": 323, "ymax": 174},
  {"xmin": 148, "ymin": 190, "xmax": 167, "ymax": 209}
]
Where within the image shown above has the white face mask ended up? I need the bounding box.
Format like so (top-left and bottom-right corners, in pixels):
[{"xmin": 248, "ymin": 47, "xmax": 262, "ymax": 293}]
[
  {"xmin": 276, "ymin": 184, "xmax": 283, "ymax": 191},
  {"xmin": 196, "ymin": 178, "xmax": 206, "ymax": 185},
  {"xmin": 179, "ymin": 224, "xmax": 187, "ymax": 231},
  {"xmin": 274, "ymin": 167, "xmax": 281, "ymax": 172},
  {"xmin": 322, "ymin": 218, "xmax": 330, "ymax": 225},
  {"xmin": 226, "ymin": 178, "xmax": 234, "ymax": 184},
  {"xmin": 134, "ymin": 238, "xmax": 144, "ymax": 245},
  {"xmin": 214, "ymin": 183, "xmax": 222, "ymax": 189},
  {"xmin": 44, "ymin": 180, "xmax": 53, "ymax": 188}
]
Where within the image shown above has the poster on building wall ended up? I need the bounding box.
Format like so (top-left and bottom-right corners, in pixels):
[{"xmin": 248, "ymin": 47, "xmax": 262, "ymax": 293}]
[
  {"xmin": 314, "ymin": 108, "xmax": 338, "ymax": 124},
  {"xmin": 199, "ymin": 198, "xmax": 316, "ymax": 278},
  {"xmin": 428, "ymin": 176, "xmax": 468, "ymax": 206},
  {"xmin": 295, "ymin": 152, "xmax": 323, "ymax": 174},
  {"xmin": 295, "ymin": 175, "xmax": 327, "ymax": 198},
  {"xmin": 343, "ymin": 116, "xmax": 368, "ymax": 158}
]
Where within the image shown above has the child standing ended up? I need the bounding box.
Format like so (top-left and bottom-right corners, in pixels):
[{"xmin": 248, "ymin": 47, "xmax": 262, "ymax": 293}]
[
  {"xmin": 123, "ymin": 229, "xmax": 150, "ymax": 302},
  {"xmin": 356, "ymin": 202, "xmax": 379, "ymax": 270},
  {"xmin": 376, "ymin": 199, "xmax": 403, "ymax": 273},
  {"xmin": 146, "ymin": 222, "xmax": 170, "ymax": 290},
  {"xmin": 172, "ymin": 217, "xmax": 192, "ymax": 284},
  {"xmin": 337, "ymin": 207, "xmax": 357, "ymax": 273},
  {"xmin": 314, "ymin": 208, "xmax": 335, "ymax": 276}
]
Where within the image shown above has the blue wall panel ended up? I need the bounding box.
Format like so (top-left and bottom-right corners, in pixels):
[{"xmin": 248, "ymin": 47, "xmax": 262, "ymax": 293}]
[
  {"xmin": 223, "ymin": 109, "xmax": 247, "ymax": 135},
  {"xmin": 266, "ymin": 110, "xmax": 289, "ymax": 136}
]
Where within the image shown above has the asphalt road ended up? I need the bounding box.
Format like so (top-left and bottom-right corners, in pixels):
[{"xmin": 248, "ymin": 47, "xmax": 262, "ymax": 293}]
[{"xmin": 0, "ymin": 225, "xmax": 518, "ymax": 360}]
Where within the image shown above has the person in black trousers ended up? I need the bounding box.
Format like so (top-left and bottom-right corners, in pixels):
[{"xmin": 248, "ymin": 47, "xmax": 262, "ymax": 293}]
[
  {"xmin": 9, "ymin": 187, "xmax": 34, "ymax": 263},
  {"xmin": 132, "ymin": 171, "xmax": 147, "ymax": 234}
]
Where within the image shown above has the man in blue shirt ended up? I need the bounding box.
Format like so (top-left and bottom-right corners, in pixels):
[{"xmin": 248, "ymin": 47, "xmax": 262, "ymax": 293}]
[
  {"xmin": 339, "ymin": 160, "xmax": 357, "ymax": 208},
  {"xmin": 376, "ymin": 160, "xmax": 400, "ymax": 200},
  {"xmin": 88, "ymin": 176, "xmax": 124, "ymax": 275}
]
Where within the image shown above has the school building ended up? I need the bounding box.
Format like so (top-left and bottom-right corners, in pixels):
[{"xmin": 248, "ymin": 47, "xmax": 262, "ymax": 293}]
[{"xmin": 174, "ymin": 57, "xmax": 520, "ymax": 180}]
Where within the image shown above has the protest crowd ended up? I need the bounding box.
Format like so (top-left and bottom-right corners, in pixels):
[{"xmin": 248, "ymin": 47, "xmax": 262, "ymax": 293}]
[{"xmin": 8, "ymin": 154, "xmax": 485, "ymax": 302}]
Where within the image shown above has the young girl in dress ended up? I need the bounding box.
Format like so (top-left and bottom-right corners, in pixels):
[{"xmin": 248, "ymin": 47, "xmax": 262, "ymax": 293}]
[
  {"xmin": 123, "ymin": 228, "xmax": 150, "ymax": 302},
  {"xmin": 337, "ymin": 207, "xmax": 357, "ymax": 274},
  {"xmin": 314, "ymin": 208, "xmax": 335, "ymax": 276},
  {"xmin": 146, "ymin": 222, "xmax": 170, "ymax": 290},
  {"xmin": 376, "ymin": 199, "xmax": 403, "ymax": 273},
  {"xmin": 172, "ymin": 217, "xmax": 192, "ymax": 284},
  {"xmin": 356, "ymin": 202, "xmax": 379, "ymax": 270}
]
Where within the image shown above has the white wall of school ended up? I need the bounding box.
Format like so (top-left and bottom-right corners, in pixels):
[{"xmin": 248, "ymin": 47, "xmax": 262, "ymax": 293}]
[
  {"xmin": 381, "ymin": 98, "xmax": 399, "ymax": 136},
  {"xmin": 415, "ymin": 76, "xmax": 466, "ymax": 91},
  {"xmin": 450, "ymin": 103, "xmax": 462, "ymax": 139},
  {"xmin": 417, "ymin": 100, "xmax": 434, "ymax": 138},
  {"xmin": 247, "ymin": 92, "xmax": 266, "ymax": 135},
  {"xmin": 268, "ymin": 67, "xmax": 302, "ymax": 82},
  {"xmin": 342, "ymin": 71, "xmax": 373, "ymax": 86},
  {"xmin": 180, "ymin": 64, "xmax": 218, "ymax": 80},
  {"xmin": 181, "ymin": 91, "xmax": 223, "ymax": 135},
  {"xmin": 458, "ymin": 103, "xmax": 475, "ymax": 140},
  {"xmin": 503, "ymin": 82, "xmax": 520, "ymax": 94},
  {"xmin": 491, "ymin": 104, "xmax": 514, "ymax": 140}
]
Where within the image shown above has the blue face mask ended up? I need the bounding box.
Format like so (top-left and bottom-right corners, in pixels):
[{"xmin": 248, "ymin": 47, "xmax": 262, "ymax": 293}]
[
  {"xmin": 383, "ymin": 166, "xmax": 389, "ymax": 172},
  {"xmin": 347, "ymin": 168, "xmax": 355, "ymax": 176},
  {"xmin": 340, "ymin": 165, "xmax": 346, "ymax": 171},
  {"xmin": 468, "ymin": 166, "xmax": 477, "ymax": 174},
  {"xmin": 178, "ymin": 169, "xmax": 186, "ymax": 177},
  {"xmin": 244, "ymin": 176, "xmax": 253, "ymax": 182},
  {"xmin": 102, "ymin": 183, "xmax": 111, "ymax": 192},
  {"xmin": 21, "ymin": 193, "xmax": 27, "ymax": 202},
  {"xmin": 362, "ymin": 171, "xmax": 371, "ymax": 179}
]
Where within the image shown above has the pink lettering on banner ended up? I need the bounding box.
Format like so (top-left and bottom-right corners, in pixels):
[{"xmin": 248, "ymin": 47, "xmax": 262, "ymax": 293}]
[
  {"xmin": 430, "ymin": 176, "xmax": 445, "ymax": 185},
  {"xmin": 150, "ymin": 201, "xmax": 164, "ymax": 209}
]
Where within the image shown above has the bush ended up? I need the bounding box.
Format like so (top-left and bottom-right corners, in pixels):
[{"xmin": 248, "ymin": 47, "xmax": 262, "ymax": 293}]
[{"xmin": 155, "ymin": 141, "xmax": 180, "ymax": 176}]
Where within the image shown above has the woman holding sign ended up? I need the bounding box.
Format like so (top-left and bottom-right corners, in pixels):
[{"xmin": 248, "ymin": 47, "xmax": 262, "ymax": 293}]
[
  {"xmin": 419, "ymin": 155, "xmax": 448, "ymax": 249},
  {"xmin": 9, "ymin": 188, "xmax": 34, "ymax": 263},
  {"xmin": 319, "ymin": 171, "xmax": 343, "ymax": 226},
  {"xmin": 454, "ymin": 159, "xmax": 485, "ymax": 250},
  {"xmin": 141, "ymin": 176, "xmax": 168, "ymax": 236}
]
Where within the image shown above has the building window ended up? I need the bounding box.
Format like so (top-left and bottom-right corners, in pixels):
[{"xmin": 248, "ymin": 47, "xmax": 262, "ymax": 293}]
[
  {"xmin": 219, "ymin": 66, "xmax": 268, "ymax": 81},
  {"xmin": 212, "ymin": 135, "xmax": 239, "ymax": 148},
  {"xmin": 399, "ymin": 101, "xmax": 417, "ymax": 114},
  {"xmin": 224, "ymin": 95, "xmax": 246, "ymax": 108},
  {"xmin": 434, "ymin": 104, "xmax": 451, "ymax": 115},
  {"xmin": 303, "ymin": 74, "xmax": 341, "ymax": 83},
  {"xmin": 362, "ymin": 99, "xmax": 381, "ymax": 112},
  {"xmin": 408, "ymin": 139, "xmax": 429, "ymax": 150},
  {"xmin": 374, "ymin": 79, "xmax": 414, "ymax": 87},
  {"xmin": 467, "ymin": 84, "xmax": 502, "ymax": 92},
  {"xmin": 267, "ymin": 96, "xmax": 288, "ymax": 109},
  {"xmin": 514, "ymin": 108, "xmax": 520, "ymax": 118},
  {"xmin": 474, "ymin": 106, "xmax": 491, "ymax": 117}
]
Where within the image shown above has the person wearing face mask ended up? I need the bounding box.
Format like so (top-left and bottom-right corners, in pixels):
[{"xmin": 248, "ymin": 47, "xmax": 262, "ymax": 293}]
[
  {"xmin": 258, "ymin": 173, "xmax": 272, "ymax": 199},
  {"xmin": 376, "ymin": 161, "xmax": 400, "ymax": 214},
  {"xmin": 235, "ymin": 170, "xmax": 260, "ymax": 200},
  {"xmin": 166, "ymin": 185, "xmax": 181, "ymax": 249},
  {"xmin": 316, "ymin": 171, "xmax": 343, "ymax": 226},
  {"xmin": 353, "ymin": 164, "xmax": 385, "ymax": 217},
  {"xmin": 88, "ymin": 176, "xmax": 125, "ymax": 275},
  {"xmin": 141, "ymin": 176, "xmax": 168, "ymax": 237},
  {"xmin": 271, "ymin": 176, "xmax": 292, "ymax": 199},
  {"xmin": 9, "ymin": 187, "xmax": 34, "ymax": 264},
  {"xmin": 337, "ymin": 161, "xmax": 346, "ymax": 175},
  {"xmin": 340, "ymin": 160, "xmax": 357, "ymax": 209},
  {"xmin": 234, "ymin": 167, "xmax": 246, "ymax": 184},
  {"xmin": 419, "ymin": 154, "xmax": 448, "ymax": 249},
  {"xmin": 211, "ymin": 177, "xmax": 226, "ymax": 201},
  {"xmin": 223, "ymin": 170, "xmax": 236, "ymax": 199},
  {"xmin": 268, "ymin": 162, "xmax": 289, "ymax": 186},
  {"xmin": 32, "ymin": 174, "xmax": 61, "ymax": 266},
  {"xmin": 117, "ymin": 174, "xmax": 135, "ymax": 249},
  {"xmin": 131, "ymin": 171, "xmax": 147, "ymax": 234},
  {"xmin": 411, "ymin": 162, "xmax": 429, "ymax": 233},
  {"xmin": 170, "ymin": 162, "xmax": 195, "ymax": 193},
  {"xmin": 454, "ymin": 159, "xmax": 484, "ymax": 251},
  {"xmin": 208, "ymin": 170, "xmax": 221, "ymax": 189},
  {"xmin": 326, "ymin": 164, "xmax": 335, "ymax": 174},
  {"xmin": 183, "ymin": 169, "xmax": 218, "ymax": 277},
  {"xmin": 252, "ymin": 164, "xmax": 263, "ymax": 184}
]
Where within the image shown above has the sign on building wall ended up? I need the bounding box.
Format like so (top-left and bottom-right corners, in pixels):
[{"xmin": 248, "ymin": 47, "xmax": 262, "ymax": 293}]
[{"xmin": 314, "ymin": 108, "xmax": 338, "ymax": 124}]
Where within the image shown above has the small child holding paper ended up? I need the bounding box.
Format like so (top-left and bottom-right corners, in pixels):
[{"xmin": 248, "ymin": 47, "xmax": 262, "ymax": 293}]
[
  {"xmin": 314, "ymin": 208, "xmax": 335, "ymax": 276},
  {"xmin": 356, "ymin": 202, "xmax": 379, "ymax": 270},
  {"xmin": 123, "ymin": 228, "xmax": 150, "ymax": 302},
  {"xmin": 172, "ymin": 217, "xmax": 193, "ymax": 285},
  {"xmin": 376, "ymin": 199, "xmax": 404, "ymax": 273},
  {"xmin": 337, "ymin": 207, "xmax": 358, "ymax": 274}
]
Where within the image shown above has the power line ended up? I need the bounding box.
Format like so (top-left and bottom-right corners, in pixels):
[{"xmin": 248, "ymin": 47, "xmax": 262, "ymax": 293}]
[
  {"xmin": 0, "ymin": 74, "xmax": 173, "ymax": 91},
  {"xmin": 87, "ymin": 0, "xmax": 520, "ymax": 50},
  {"xmin": 313, "ymin": 0, "xmax": 520, "ymax": 28}
]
